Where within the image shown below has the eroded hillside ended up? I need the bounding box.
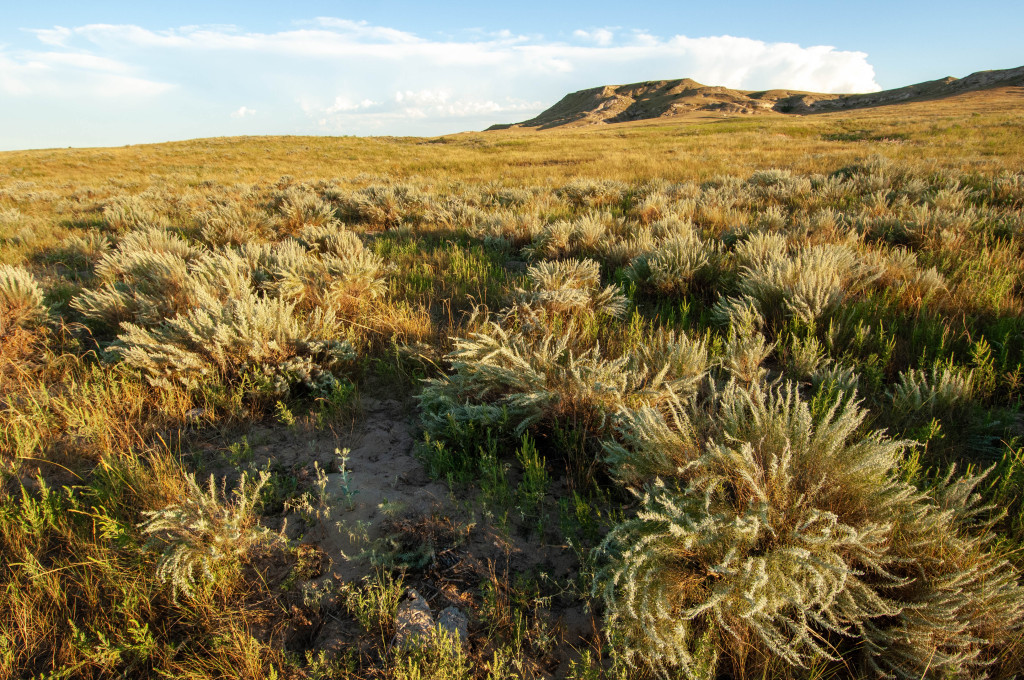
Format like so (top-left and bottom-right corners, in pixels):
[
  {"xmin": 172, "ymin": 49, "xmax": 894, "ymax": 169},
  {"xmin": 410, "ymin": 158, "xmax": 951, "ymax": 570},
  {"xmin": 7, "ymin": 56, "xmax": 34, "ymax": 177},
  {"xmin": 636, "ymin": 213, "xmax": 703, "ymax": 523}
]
[{"xmin": 489, "ymin": 64, "xmax": 1024, "ymax": 129}]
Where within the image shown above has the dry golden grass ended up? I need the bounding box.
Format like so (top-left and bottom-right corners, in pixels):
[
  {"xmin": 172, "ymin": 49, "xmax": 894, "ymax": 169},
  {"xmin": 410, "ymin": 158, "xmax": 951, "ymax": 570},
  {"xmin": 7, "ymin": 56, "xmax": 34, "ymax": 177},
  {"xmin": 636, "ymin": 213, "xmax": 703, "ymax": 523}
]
[
  {"xmin": 1, "ymin": 88, "xmax": 1021, "ymax": 197},
  {"xmin": 1, "ymin": 86, "xmax": 1023, "ymax": 680}
]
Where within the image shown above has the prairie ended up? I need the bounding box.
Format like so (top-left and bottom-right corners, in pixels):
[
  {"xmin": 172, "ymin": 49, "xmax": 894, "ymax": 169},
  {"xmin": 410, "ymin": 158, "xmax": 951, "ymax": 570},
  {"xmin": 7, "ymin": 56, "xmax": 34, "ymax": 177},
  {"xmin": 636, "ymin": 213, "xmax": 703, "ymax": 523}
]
[{"xmin": 2, "ymin": 86, "xmax": 1024, "ymax": 679}]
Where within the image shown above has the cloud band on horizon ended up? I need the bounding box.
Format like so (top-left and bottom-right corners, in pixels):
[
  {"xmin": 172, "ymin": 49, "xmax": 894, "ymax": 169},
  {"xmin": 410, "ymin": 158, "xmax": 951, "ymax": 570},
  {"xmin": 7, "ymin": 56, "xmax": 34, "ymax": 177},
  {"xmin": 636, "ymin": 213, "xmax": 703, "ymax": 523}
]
[{"xmin": 1, "ymin": 18, "xmax": 880, "ymax": 149}]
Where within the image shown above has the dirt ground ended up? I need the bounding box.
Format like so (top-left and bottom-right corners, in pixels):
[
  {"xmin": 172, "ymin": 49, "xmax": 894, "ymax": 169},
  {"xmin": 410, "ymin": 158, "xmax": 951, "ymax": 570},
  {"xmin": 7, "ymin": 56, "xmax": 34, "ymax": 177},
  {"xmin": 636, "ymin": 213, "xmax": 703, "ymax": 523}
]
[{"xmin": 215, "ymin": 383, "xmax": 603, "ymax": 676}]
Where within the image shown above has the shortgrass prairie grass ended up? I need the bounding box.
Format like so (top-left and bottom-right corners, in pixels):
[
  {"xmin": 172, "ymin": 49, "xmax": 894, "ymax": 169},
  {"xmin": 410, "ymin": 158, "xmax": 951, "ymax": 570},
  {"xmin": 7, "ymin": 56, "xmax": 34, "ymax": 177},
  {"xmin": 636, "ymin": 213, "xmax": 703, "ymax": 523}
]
[{"xmin": 2, "ymin": 90, "xmax": 1024, "ymax": 679}]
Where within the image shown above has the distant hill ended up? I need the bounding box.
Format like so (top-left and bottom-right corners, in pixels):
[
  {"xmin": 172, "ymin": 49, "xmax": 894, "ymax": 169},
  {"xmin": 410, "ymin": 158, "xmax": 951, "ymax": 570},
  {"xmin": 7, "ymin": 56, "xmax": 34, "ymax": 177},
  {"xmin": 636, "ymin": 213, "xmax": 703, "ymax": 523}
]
[{"xmin": 488, "ymin": 65, "xmax": 1024, "ymax": 130}]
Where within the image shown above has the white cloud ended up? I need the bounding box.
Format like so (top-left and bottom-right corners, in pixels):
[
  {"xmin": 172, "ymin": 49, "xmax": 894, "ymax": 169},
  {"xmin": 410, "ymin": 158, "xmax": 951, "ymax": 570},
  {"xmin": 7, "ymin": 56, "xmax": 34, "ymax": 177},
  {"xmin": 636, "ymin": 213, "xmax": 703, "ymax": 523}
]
[
  {"xmin": 387, "ymin": 89, "xmax": 542, "ymax": 119},
  {"xmin": 324, "ymin": 97, "xmax": 378, "ymax": 113},
  {"xmin": 0, "ymin": 47, "xmax": 173, "ymax": 98},
  {"xmin": 2, "ymin": 18, "xmax": 882, "ymax": 148},
  {"xmin": 308, "ymin": 88, "xmax": 544, "ymax": 132},
  {"xmin": 629, "ymin": 31, "xmax": 661, "ymax": 47},
  {"xmin": 310, "ymin": 17, "xmax": 424, "ymax": 44},
  {"xmin": 30, "ymin": 25, "xmax": 74, "ymax": 47},
  {"xmin": 574, "ymin": 28, "xmax": 615, "ymax": 46},
  {"xmin": 25, "ymin": 21, "xmax": 879, "ymax": 91}
]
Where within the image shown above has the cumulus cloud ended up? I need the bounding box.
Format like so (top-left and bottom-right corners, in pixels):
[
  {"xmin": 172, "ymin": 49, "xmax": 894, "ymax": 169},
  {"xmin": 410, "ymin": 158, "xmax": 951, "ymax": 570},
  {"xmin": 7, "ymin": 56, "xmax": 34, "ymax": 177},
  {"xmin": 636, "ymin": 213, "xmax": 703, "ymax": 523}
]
[
  {"xmin": 230, "ymin": 106, "xmax": 256, "ymax": 118},
  {"xmin": 21, "ymin": 20, "xmax": 880, "ymax": 91},
  {"xmin": 324, "ymin": 96, "xmax": 378, "ymax": 114},
  {"xmin": 2, "ymin": 17, "xmax": 881, "ymax": 148}
]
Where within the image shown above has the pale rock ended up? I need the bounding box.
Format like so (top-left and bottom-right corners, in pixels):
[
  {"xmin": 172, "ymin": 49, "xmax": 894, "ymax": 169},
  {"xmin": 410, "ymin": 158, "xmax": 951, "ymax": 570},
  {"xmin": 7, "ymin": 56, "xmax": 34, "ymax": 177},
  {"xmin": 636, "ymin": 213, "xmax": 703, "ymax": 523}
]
[
  {"xmin": 437, "ymin": 606, "xmax": 468, "ymax": 646},
  {"xmin": 392, "ymin": 588, "xmax": 433, "ymax": 649}
]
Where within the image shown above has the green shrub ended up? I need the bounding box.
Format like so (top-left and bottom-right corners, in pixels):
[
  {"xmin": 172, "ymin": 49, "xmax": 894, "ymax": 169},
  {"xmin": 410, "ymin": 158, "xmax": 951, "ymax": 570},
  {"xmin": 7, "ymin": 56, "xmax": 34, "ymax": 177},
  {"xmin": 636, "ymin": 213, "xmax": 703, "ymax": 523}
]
[
  {"xmin": 469, "ymin": 208, "xmax": 544, "ymax": 249},
  {"xmin": 54, "ymin": 230, "xmax": 111, "ymax": 273},
  {"xmin": 557, "ymin": 178, "xmax": 628, "ymax": 209},
  {"xmin": 196, "ymin": 199, "xmax": 275, "ymax": 246},
  {"xmin": 889, "ymin": 362, "xmax": 976, "ymax": 425},
  {"xmin": 627, "ymin": 327, "xmax": 710, "ymax": 406},
  {"xmin": 278, "ymin": 192, "xmax": 339, "ymax": 234},
  {"xmin": 524, "ymin": 216, "xmax": 593, "ymax": 260},
  {"xmin": 714, "ymin": 298, "xmax": 774, "ymax": 385},
  {"xmin": 625, "ymin": 227, "xmax": 723, "ymax": 297},
  {"xmin": 71, "ymin": 228, "xmax": 206, "ymax": 328},
  {"xmin": 0, "ymin": 264, "xmax": 48, "ymax": 331},
  {"xmin": 595, "ymin": 381, "xmax": 1024, "ymax": 678},
  {"xmin": 337, "ymin": 183, "xmax": 426, "ymax": 229},
  {"xmin": 139, "ymin": 471, "xmax": 277, "ymax": 602},
  {"xmin": 513, "ymin": 258, "xmax": 627, "ymax": 320},
  {"xmin": 721, "ymin": 239, "xmax": 884, "ymax": 329},
  {"xmin": 863, "ymin": 468, "xmax": 1024, "ymax": 678},
  {"xmin": 113, "ymin": 291, "xmax": 355, "ymax": 395},
  {"xmin": 102, "ymin": 195, "xmax": 166, "ymax": 232},
  {"xmin": 74, "ymin": 225, "xmax": 384, "ymax": 333},
  {"xmin": 243, "ymin": 231, "xmax": 386, "ymax": 314},
  {"xmin": 419, "ymin": 314, "xmax": 630, "ymax": 441},
  {"xmin": 273, "ymin": 249, "xmax": 387, "ymax": 313}
]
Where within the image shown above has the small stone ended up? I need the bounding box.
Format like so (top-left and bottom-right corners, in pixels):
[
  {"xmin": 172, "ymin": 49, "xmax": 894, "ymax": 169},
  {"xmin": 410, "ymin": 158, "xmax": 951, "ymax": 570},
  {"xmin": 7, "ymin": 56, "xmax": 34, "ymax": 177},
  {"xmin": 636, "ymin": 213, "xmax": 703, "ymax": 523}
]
[
  {"xmin": 392, "ymin": 588, "xmax": 433, "ymax": 648},
  {"xmin": 437, "ymin": 606, "xmax": 468, "ymax": 646}
]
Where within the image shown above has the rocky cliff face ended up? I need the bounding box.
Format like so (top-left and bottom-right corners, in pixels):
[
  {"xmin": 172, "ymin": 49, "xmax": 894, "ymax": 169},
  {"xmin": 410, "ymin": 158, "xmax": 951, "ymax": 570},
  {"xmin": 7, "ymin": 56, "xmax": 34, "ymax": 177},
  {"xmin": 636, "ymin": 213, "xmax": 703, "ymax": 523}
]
[{"xmin": 488, "ymin": 65, "xmax": 1024, "ymax": 130}]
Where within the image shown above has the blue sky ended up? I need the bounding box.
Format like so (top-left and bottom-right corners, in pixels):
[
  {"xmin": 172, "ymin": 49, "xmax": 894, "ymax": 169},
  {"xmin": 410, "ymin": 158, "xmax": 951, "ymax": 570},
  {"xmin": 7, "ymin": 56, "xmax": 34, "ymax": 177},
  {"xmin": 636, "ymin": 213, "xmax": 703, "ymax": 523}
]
[{"xmin": 1, "ymin": 1, "xmax": 1021, "ymax": 150}]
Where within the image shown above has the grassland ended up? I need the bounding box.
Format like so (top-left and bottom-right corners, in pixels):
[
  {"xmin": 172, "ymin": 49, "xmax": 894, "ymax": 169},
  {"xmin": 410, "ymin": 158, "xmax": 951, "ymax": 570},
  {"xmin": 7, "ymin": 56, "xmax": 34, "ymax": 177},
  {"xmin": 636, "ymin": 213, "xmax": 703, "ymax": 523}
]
[{"xmin": 2, "ymin": 88, "xmax": 1024, "ymax": 679}]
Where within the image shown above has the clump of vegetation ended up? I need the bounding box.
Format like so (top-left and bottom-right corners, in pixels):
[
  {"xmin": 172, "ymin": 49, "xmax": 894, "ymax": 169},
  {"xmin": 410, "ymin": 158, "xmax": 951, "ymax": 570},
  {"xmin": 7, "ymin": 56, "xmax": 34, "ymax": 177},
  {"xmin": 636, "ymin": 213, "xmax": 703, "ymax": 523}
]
[
  {"xmin": 595, "ymin": 382, "xmax": 1024, "ymax": 678},
  {"xmin": 419, "ymin": 306, "xmax": 713, "ymax": 462},
  {"xmin": 71, "ymin": 227, "xmax": 208, "ymax": 328},
  {"xmin": 139, "ymin": 471, "xmax": 278, "ymax": 602},
  {"xmin": 102, "ymin": 195, "xmax": 166, "ymax": 232},
  {"xmin": 723, "ymin": 239, "xmax": 883, "ymax": 329},
  {"xmin": 625, "ymin": 224, "xmax": 723, "ymax": 297},
  {"xmin": 258, "ymin": 224, "xmax": 388, "ymax": 314},
  {"xmin": 889, "ymin": 362, "xmax": 976, "ymax": 424},
  {"xmin": 114, "ymin": 292, "xmax": 355, "ymax": 395},
  {"xmin": 512, "ymin": 257, "xmax": 627, "ymax": 320},
  {"xmin": 0, "ymin": 263, "xmax": 48, "ymax": 331},
  {"xmin": 54, "ymin": 230, "xmax": 111, "ymax": 273},
  {"xmin": 195, "ymin": 196, "xmax": 275, "ymax": 246},
  {"xmin": 418, "ymin": 313, "xmax": 632, "ymax": 442}
]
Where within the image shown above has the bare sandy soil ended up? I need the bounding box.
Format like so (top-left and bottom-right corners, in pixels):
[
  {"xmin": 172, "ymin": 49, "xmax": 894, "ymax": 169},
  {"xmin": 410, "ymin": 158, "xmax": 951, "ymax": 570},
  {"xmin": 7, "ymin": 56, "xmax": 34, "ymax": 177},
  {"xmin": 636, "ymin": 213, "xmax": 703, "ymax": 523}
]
[{"xmin": 208, "ymin": 383, "xmax": 599, "ymax": 675}]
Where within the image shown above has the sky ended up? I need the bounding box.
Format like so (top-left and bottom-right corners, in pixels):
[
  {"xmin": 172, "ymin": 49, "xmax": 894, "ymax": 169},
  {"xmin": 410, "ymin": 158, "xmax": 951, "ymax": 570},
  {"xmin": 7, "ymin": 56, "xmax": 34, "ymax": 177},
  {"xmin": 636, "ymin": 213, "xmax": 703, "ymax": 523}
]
[{"xmin": 1, "ymin": 1, "xmax": 1022, "ymax": 151}]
